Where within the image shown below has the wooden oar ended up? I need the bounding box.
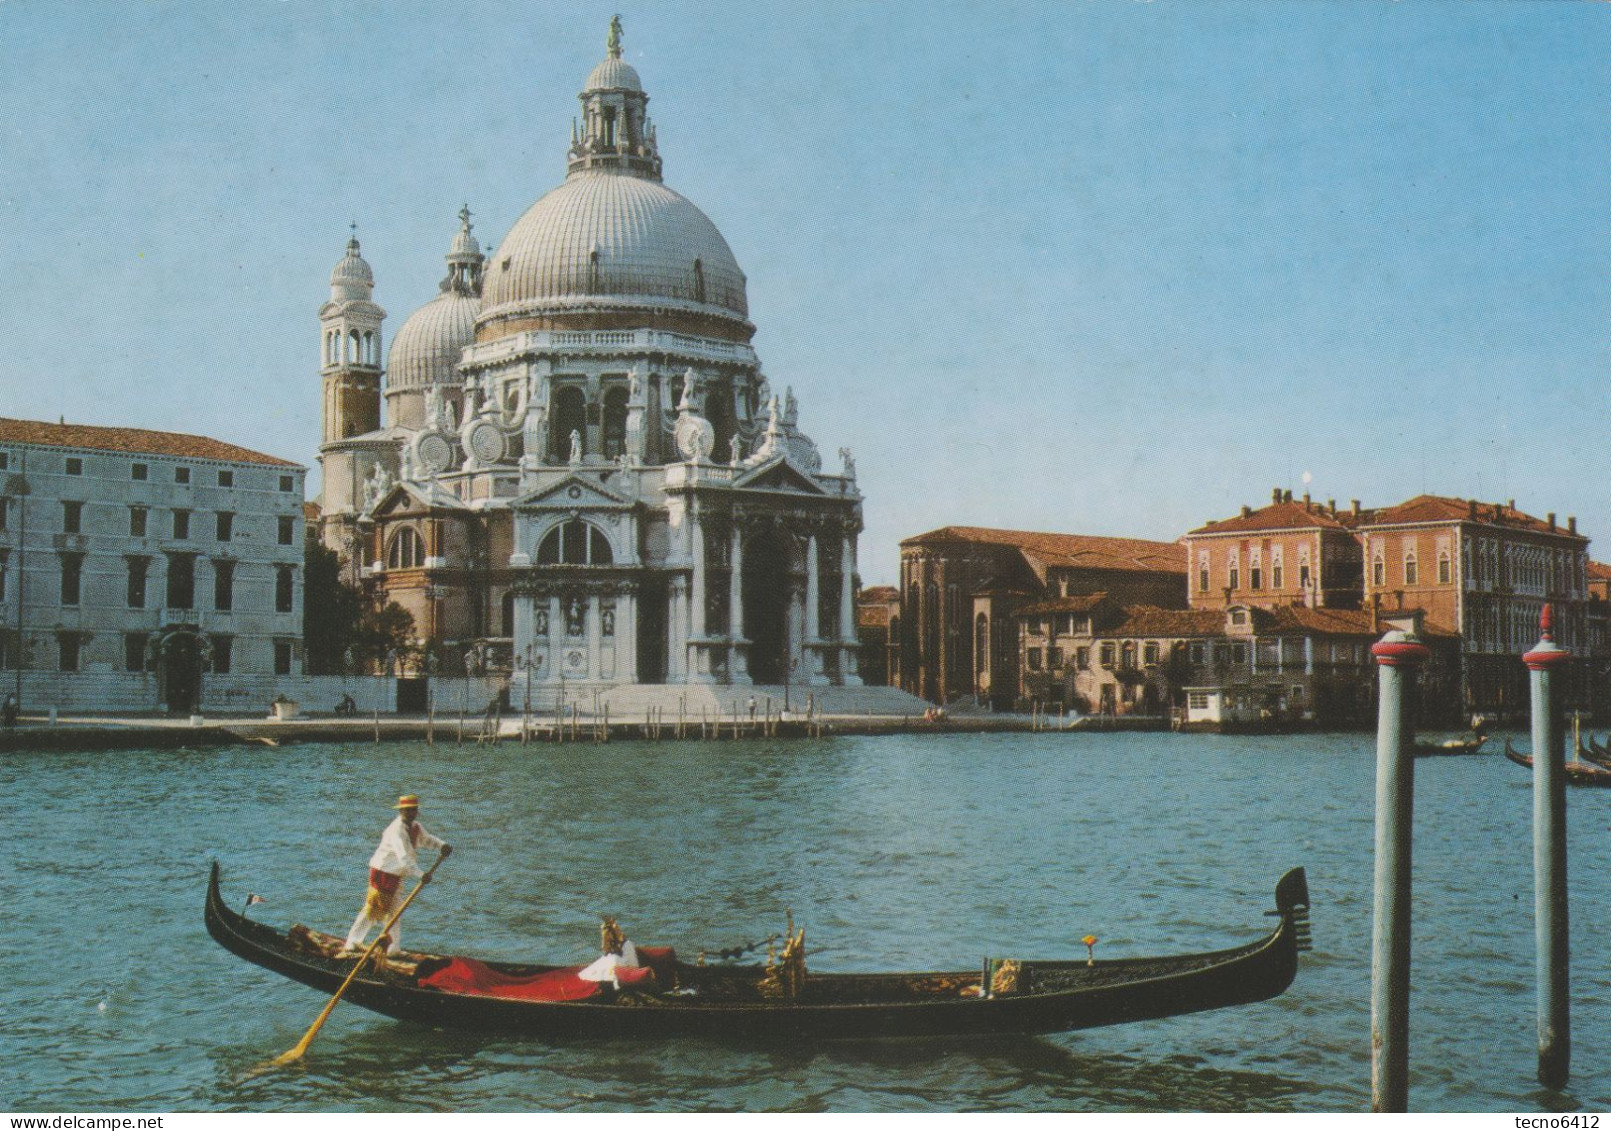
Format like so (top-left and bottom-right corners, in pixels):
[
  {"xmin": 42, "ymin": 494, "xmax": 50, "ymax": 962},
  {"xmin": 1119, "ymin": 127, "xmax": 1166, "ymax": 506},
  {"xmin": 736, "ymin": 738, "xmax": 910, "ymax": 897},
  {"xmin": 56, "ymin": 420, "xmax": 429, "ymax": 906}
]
[{"xmin": 270, "ymin": 860, "xmax": 443, "ymax": 1067}]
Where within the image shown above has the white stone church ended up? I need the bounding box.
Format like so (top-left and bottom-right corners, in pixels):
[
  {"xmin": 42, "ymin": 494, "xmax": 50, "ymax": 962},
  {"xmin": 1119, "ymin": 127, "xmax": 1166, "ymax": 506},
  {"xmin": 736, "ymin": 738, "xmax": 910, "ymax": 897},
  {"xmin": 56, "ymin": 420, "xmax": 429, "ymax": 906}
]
[{"xmin": 317, "ymin": 20, "xmax": 910, "ymax": 712}]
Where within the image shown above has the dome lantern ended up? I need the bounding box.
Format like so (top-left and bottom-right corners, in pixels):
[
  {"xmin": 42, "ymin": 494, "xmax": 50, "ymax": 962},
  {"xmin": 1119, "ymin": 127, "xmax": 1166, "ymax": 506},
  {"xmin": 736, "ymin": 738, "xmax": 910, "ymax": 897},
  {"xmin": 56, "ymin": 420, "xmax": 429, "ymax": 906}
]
[{"xmin": 568, "ymin": 16, "xmax": 661, "ymax": 181}]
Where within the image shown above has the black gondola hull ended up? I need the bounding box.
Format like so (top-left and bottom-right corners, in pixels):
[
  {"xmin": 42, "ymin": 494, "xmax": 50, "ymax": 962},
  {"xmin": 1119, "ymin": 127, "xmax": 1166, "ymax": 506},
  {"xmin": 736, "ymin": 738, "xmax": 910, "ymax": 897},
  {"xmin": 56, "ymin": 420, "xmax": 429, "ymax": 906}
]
[{"xmin": 205, "ymin": 863, "xmax": 1309, "ymax": 1040}]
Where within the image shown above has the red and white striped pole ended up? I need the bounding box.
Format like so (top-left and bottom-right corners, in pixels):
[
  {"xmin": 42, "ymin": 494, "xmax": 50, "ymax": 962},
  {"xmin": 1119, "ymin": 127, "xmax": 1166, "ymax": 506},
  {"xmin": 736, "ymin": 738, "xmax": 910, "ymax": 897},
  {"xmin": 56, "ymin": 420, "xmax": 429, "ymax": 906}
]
[
  {"xmin": 1523, "ymin": 603, "xmax": 1570, "ymax": 1089},
  {"xmin": 1368, "ymin": 627, "xmax": 1430, "ymax": 1113}
]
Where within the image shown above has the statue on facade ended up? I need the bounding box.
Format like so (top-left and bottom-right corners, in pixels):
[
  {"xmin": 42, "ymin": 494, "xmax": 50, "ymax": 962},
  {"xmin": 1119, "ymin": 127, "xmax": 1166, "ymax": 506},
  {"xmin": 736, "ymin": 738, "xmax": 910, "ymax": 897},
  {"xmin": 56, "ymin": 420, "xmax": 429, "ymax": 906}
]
[
  {"xmin": 839, "ymin": 446, "xmax": 856, "ymax": 479},
  {"xmin": 568, "ymin": 428, "xmax": 584, "ymax": 467},
  {"xmin": 362, "ymin": 462, "xmax": 393, "ymax": 510},
  {"xmin": 783, "ymin": 386, "xmax": 799, "ymax": 427},
  {"xmin": 627, "ymin": 367, "xmax": 643, "ymax": 404}
]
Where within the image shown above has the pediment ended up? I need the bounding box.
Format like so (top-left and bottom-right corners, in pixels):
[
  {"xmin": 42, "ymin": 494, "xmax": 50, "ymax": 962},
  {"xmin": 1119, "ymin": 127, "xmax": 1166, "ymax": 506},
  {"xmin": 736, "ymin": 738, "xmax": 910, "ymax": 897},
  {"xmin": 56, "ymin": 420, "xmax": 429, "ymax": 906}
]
[
  {"xmin": 732, "ymin": 457, "xmax": 827, "ymax": 496},
  {"xmin": 513, "ymin": 472, "xmax": 635, "ymax": 510},
  {"xmin": 370, "ymin": 480, "xmax": 465, "ymax": 519}
]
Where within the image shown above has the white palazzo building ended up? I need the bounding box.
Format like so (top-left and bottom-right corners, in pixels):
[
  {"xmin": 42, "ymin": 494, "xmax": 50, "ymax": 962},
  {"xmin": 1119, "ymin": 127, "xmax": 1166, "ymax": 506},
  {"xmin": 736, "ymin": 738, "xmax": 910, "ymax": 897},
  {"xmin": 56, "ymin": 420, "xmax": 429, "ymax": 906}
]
[{"xmin": 319, "ymin": 20, "xmax": 864, "ymax": 696}]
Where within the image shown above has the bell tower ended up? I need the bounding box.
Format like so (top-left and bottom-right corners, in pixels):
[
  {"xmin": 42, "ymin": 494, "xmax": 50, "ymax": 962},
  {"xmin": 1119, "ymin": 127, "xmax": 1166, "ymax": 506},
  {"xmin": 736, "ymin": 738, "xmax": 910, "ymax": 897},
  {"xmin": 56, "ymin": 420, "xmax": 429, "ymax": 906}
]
[{"xmin": 319, "ymin": 228, "xmax": 386, "ymax": 445}]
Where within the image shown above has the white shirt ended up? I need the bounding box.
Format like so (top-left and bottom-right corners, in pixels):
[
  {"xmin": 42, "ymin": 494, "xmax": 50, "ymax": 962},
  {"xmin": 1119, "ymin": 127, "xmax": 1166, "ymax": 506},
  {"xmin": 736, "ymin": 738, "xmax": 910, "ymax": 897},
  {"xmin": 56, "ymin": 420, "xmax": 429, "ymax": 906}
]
[{"xmin": 367, "ymin": 815, "xmax": 445, "ymax": 878}]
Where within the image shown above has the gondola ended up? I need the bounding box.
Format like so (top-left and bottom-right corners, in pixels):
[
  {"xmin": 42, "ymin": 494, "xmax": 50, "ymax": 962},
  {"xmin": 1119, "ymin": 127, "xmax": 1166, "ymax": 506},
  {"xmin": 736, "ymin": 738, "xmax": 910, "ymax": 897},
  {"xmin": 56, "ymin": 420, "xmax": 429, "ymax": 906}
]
[
  {"xmin": 205, "ymin": 862, "xmax": 1311, "ymax": 1040},
  {"xmin": 1412, "ymin": 735, "xmax": 1487, "ymax": 757},
  {"xmin": 1580, "ymin": 734, "xmax": 1611, "ymax": 772},
  {"xmin": 1504, "ymin": 739, "xmax": 1611, "ymax": 789}
]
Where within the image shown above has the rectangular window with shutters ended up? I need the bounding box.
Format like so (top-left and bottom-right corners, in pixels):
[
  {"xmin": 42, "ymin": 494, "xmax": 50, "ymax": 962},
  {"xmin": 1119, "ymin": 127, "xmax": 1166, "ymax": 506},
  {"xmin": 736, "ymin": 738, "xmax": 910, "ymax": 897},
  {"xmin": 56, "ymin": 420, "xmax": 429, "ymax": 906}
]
[
  {"xmin": 127, "ymin": 557, "xmax": 149, "ymax": 609},
  {"xmin": 274, "ymin": 639, "xmax": 293, "ymax": 675},
  {"xmin": 59, "ymin": 635, "xmax": 81, "ymax": 672},
  {"xmin": 215, "ymin": 512, "xmax": 233, "ymax": 542},
  {"xmin": 129, "ymin": 506, "xmax": 147, "ymax": 537},
  {"xmin": 217, "ymin": 470, "xmax": 234, "ymax": 488},
  {"xmin": 60, "ymin": 553, "xmax": 83, "ymax": 605},
  {"xmin": 167, "ymin": 554, "xmax": 195, "ymax": 610},
  {"xmin": 173, "ymin": 510, "xmax": 190, "ymax": 540},
  {"xmin": 65, "ymin": 457, "xmax": 83, "ymax": 476},
  {"xmin": 131, "ymin": 463, "xmax": 148, "ymax": 481},
  {"xmin": 278, "ymin": 516, "xmax": 295, "ymax": 545},
  {"xmin": 214, "ymin": 559, "xmax": 235, "ymax": 611},
  {"xmin": 125, "ymin": 633, "xmax": 148, "ymax": 672},
  {"xmin": 62, "ymin": 501, "xmax": 83, "ymax": 534},
  {"xmin": 212, "ymin": 636, "xmax": 233, "ymax": 674},
  {"xmin": 276, "ymin": 566, "xmax": 294, "ymax": 613}
]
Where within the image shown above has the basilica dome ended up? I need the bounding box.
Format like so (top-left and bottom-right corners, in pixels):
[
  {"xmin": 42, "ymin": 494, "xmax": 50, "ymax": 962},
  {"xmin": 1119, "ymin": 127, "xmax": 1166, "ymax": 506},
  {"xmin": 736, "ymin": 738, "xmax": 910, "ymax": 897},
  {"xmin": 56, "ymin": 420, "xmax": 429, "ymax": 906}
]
[
  {"xmin": 480, "ymin": 172, "xmax": 748, "ymax": 324},
  {"xmin": 388, "ymin": 288, "xmax": 480, "ymax": 391}
]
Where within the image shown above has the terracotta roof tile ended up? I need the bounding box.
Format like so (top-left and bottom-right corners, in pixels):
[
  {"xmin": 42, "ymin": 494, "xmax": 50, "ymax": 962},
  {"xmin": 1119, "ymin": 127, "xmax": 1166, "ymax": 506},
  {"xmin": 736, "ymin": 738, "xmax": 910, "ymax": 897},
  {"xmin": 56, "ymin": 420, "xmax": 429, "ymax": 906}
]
[
  {"xmin": 1017, "ymin": 593, "xmax": 1111, "ymax": 616},
  {"xmin": 901, "ymin": 526, "xmax": 1185, "ymax": 575},
  {"xmin": 1364, "ymin": 494, "xmax": 1583, "ymax": 539},
  {"xmin": 1189, "ymin": 499, "xmax": 1368, "ymax": 536},
  {"xmin": 0, "ymin": 417, "xmax": 301, "ymax": 468},
  {"xmin": 1588, "ymin": 560, "xmax": 1611, "ymax": 582},
  {"xmin": 858, "ymin": 585, "xmax": 899, "ymax": 603},
  {"xmin": 303, "ymin": 501, "xmax": 323, "ymax": 522},
  {"xmin": 1113, "ymin": 606, "xmax": 1224, "ymax": 636}
]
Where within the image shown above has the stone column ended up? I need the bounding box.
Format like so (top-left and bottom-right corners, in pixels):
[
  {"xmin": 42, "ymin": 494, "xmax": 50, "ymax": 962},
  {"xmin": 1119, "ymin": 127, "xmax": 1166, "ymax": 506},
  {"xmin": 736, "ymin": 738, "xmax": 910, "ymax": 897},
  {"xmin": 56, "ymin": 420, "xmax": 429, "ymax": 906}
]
[
  {"xmin": 805, "ymin": 534, "xmax": 826, "ymax": 684},
  {"xmin": 619, "ymin": 588, "xmax": 638, "ymax": 684},
  {"xmin": 585, "ymin": 594, "xmax": 601, "ymax": 681},
  {"xmin": 667, "ymin": 579, "xmax": 687, "ymax": 682},
  {"xmin": 839, "ymin": 533, "xmax": 863, "ymax": 685},
  {"xmin": 728, "ymin": 525, "xmax": 749, "ymax": 683}
]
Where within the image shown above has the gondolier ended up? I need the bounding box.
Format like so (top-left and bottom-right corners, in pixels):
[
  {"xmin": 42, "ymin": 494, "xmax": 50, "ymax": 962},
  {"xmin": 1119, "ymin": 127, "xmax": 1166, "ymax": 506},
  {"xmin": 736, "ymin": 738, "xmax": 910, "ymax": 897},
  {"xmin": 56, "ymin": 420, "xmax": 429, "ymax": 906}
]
[{"xmin": 343, "ymin": 794, "xmax": 452, "ymax": 955}]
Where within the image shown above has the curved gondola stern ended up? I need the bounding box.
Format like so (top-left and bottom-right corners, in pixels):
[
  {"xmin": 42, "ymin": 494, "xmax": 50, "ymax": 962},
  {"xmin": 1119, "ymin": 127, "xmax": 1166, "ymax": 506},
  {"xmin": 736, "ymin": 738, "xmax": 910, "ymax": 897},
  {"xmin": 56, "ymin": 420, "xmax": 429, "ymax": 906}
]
[{"xmin": 1275, "ymin": 867, "xmax": 1312, "ymax": 953}]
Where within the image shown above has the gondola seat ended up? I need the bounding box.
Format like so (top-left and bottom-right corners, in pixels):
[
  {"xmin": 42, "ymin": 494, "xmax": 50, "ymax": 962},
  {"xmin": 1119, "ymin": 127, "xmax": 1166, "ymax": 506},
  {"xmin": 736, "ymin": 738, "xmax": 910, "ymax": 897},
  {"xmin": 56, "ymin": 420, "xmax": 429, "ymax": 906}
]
[{"xmin": 417, "ymin": 957, "xmax": 605, "ymax": 1002}]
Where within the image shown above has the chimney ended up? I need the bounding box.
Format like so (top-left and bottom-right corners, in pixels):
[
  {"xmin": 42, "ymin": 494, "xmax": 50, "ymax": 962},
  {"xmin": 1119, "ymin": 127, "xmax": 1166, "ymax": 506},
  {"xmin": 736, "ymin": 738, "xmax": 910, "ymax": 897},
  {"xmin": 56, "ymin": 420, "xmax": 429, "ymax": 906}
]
[
  {"xmin": 1272, "ymin": 487, "xmax": 1282, "ymax": 505},
  {"xmin": 1241, "ymin": 505, "xmax": 1252, "ymax": 518},
  {"xmin": 1548, "ymin": 512, "xmax": 1557, "ymax": 531},
  {"xmin": 1569, "ymin": 515, "xmax": 1578, "ymax": 535},
  {"xmin": 1302, "ymin": 492, "xmax": 1311, "ymax": 511},
  {"xmin": 1507, "ymin": 498, "xmax": 1516, "ymax": 512},
  {"xmin": 1351, "ymin": 499, "xmax": 1361, "ymax": 517},
  {"xmin": 1467, "ymin": 499, "xmax": 1477, "ymax": 520},
  {"xmin": 1284, "ymin": 490, "xmax": 1293, "ymax": 503}
]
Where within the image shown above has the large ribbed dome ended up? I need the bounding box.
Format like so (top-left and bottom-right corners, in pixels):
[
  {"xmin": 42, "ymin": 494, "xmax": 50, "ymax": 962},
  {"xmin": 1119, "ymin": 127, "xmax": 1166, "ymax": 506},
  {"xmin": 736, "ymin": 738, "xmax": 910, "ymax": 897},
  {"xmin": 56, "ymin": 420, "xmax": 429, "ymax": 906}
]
[
  {"xmin": 388, "ymin": 289, "xmax": 480, "ymax": 390},
  {"xmin": 480, "ymin": 171, "xmax": 748, "ymax": 322}
]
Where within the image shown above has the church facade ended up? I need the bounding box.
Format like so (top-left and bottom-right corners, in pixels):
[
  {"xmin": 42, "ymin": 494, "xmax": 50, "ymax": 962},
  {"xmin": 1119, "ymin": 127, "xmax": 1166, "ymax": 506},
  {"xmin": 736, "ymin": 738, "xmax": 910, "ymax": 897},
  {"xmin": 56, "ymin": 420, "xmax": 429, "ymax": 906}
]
[{"xmin": 318, "ymin": 21, "xmax": 863, "ymax": 694}]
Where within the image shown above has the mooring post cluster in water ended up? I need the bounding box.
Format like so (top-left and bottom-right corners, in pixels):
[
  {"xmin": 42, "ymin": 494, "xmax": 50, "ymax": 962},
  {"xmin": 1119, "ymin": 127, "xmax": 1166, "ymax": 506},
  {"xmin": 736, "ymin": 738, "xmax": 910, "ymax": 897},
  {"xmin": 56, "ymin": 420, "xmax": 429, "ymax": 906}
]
[{"xmin": 1370, "ymin": 604, "xmax": 1575, "ymax": 1111}]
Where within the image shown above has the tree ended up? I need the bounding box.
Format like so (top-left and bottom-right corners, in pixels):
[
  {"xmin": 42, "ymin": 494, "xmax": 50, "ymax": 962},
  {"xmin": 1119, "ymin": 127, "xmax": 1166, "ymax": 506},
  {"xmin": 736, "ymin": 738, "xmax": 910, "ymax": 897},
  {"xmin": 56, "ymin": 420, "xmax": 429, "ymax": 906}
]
[
  {"xmin": 302, "ymin": 541, "xmax": 363, "ymax": 674},
  {"xmin": 358, "ymin": 601, "xmax": 417, "ymax": 672}
]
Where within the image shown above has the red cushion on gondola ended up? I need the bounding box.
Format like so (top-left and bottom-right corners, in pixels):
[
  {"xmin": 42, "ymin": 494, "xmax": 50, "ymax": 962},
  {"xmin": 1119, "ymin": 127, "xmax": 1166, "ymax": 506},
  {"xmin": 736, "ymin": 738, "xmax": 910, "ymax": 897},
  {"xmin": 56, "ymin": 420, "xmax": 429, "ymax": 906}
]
[
  {"xmin": 635, "ymin": 945, "xmax": 677, "ymax": 985},
  {"xmin": 613, "ymin": 964, "xmax": 657, "ymax": 989},
  {"xmin": 418, "ymin": 957, "xmax": 602, "ymax": 1002}
]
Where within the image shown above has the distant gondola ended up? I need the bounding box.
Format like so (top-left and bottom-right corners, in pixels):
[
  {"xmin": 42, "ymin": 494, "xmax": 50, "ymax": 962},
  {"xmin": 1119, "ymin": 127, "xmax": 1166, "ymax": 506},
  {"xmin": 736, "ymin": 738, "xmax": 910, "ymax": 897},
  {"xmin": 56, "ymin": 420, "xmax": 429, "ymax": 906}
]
[
  {"xmin": 205, "ymin": 862, "xmax": 1311, "ymax": 1040},
  {"xmin": 1504, "ymin": 739, "xmax": 1611, "ymax": 789},
  {"xmin": 1581, "ymin": 734, "xmax": 1611, "ymax": 772}
]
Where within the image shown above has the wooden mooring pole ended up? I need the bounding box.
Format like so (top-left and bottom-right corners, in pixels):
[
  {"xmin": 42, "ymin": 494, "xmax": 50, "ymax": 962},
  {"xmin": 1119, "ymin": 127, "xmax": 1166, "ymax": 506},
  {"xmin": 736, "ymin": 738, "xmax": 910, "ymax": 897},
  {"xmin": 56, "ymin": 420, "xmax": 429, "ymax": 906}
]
[
  {"xmin": 1368, "ymin": 627, "xmax": 1428, "ymax": 1113},
  {"xmin": 1524, "ymin": 604, "xmax": 1571, "ymax": 1089}
]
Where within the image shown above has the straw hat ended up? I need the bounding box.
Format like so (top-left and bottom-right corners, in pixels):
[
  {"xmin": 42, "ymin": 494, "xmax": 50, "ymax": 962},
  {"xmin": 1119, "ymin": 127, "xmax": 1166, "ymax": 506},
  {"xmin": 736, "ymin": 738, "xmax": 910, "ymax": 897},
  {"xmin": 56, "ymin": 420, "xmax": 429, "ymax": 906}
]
[{"xmin": 395, "ymin": 794, "xmax": 420, "ymax": 810}]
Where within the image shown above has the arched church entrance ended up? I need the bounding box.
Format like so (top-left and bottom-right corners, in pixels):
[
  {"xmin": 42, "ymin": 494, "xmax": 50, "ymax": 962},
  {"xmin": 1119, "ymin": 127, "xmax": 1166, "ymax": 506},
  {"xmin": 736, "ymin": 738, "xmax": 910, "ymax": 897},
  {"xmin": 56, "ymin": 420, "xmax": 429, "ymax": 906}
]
[{"xmin": 741, "ymin": 528, "xmax": 793, "ymax": 684}]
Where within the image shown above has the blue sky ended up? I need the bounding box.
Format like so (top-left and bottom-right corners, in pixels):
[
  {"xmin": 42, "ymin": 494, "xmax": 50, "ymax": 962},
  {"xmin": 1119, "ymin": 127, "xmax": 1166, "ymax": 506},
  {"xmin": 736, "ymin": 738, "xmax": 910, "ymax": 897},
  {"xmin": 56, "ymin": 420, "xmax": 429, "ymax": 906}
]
[{"xmin": 1, "ymin": 2, "xmax": 1606, "ymax": 584}]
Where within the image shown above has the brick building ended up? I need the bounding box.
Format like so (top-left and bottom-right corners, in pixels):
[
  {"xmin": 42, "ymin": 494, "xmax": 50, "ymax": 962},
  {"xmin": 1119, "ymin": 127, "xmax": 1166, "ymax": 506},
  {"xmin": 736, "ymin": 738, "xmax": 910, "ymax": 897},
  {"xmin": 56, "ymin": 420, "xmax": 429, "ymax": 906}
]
[
  {"xmin": 895, "ymin": 526, "xmax": 1185, "ymax": 707},
  {"xmin": 1185, "ymin": 488, "xmax": 1370, "ymax": 611}
]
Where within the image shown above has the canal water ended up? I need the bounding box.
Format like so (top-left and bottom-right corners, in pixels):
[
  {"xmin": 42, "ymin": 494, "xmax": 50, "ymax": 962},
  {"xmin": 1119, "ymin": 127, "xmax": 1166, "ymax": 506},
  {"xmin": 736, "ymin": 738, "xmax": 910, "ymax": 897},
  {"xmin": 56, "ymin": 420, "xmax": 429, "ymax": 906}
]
[{"xmin": 5, "ymin": 731, "xmax": 1608, "ymax": 1113}]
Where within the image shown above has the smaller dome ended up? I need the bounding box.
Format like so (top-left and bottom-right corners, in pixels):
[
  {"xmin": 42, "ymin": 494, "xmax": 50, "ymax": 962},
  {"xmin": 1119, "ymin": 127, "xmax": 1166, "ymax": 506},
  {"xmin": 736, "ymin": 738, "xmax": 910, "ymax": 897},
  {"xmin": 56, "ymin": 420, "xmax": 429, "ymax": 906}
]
[
  {"xmin": 584, "ymin": 56, "xmax": 642, "ymax": 92},
  {"xmin": 331, "ymin": 237, "xmax": 373, "ymax": 285},
  {"xmin": 450, "ymin": 226, "xmax": 480, "ymax": 260},
  {"xmin": 330, "ymin": 235, "xmax": 375, "ymax": 301},
  {"xmin": 388, "ymin": 290, "xmax": 480, "ymax": 392}
]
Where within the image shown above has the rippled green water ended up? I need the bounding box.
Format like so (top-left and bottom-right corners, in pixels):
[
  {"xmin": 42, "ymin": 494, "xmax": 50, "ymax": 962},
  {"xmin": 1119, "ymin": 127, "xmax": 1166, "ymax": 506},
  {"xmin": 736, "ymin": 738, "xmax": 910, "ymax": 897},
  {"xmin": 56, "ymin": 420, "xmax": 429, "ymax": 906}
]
[{"xmin": 5, "ymin": 731, "xmax": 1608, "ymax": 1112}]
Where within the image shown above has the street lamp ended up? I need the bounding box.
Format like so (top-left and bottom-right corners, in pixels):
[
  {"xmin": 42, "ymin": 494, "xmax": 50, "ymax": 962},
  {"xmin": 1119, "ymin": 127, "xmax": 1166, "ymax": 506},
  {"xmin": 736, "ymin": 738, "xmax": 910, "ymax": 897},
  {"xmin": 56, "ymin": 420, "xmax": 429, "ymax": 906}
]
[{"xmin": 4, "ymin": 454, "xmax": 30, "ymax": 713}]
